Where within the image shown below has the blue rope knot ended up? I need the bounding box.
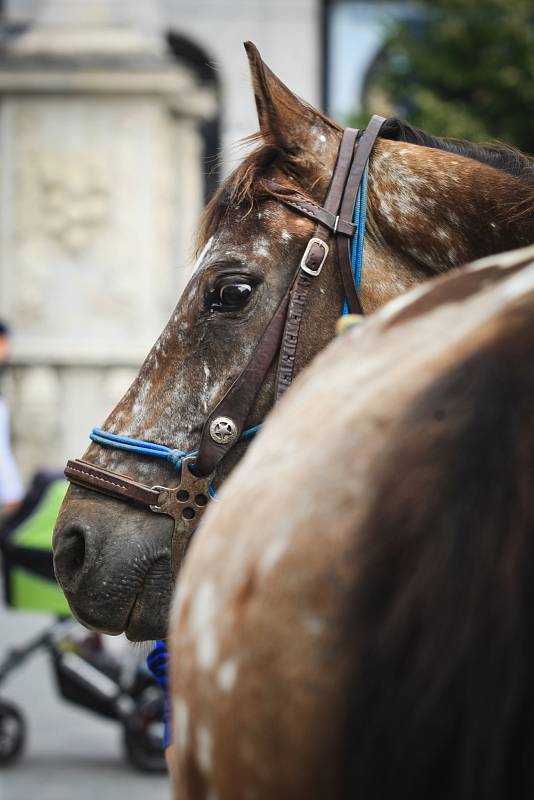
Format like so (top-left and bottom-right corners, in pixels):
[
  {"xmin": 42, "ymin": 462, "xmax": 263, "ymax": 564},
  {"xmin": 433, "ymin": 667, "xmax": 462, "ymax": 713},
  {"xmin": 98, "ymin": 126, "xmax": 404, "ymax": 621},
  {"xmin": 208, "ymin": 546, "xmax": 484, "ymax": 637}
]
[{"xmin": 168, "ymin": 449, "xmax": 187, "ymax": 468}]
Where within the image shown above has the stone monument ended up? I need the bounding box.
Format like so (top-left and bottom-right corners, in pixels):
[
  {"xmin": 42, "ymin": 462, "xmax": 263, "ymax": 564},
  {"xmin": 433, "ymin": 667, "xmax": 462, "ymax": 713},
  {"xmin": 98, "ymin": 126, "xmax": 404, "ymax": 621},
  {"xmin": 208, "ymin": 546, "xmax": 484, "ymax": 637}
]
[{"xmin": 0, "ymin": 0, "xmax": 215, "ymax": 478}]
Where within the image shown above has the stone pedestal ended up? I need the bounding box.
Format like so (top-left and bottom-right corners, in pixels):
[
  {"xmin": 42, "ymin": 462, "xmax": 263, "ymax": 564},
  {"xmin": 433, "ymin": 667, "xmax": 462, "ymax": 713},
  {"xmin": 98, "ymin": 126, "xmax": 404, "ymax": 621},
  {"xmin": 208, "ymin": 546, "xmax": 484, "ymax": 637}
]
[{"xmin": 0, "ymin": 2, "xmax": 215, "ymax": 478}]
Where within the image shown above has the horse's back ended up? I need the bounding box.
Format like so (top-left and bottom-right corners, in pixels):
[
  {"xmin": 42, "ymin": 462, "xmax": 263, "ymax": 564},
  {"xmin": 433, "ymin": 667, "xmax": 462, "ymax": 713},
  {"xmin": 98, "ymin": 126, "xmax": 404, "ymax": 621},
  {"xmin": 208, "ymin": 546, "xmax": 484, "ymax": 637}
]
[{"xmin": 170, "ymin": 244, "xmax": 534, "ymax": 800}]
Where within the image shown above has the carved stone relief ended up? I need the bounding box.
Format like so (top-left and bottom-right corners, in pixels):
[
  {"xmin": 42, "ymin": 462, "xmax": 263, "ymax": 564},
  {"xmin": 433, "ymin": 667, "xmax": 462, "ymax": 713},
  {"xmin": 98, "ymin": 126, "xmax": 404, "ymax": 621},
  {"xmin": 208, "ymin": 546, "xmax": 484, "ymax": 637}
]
[{"xmin": 39, "ymin": 151, "xmax": 110, "ymax": 254}]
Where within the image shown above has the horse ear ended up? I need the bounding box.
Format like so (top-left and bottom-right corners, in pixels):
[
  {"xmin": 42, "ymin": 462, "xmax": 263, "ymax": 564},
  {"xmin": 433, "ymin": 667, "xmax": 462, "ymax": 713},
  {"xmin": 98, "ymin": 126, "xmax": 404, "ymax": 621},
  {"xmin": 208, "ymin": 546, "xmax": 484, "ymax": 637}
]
[{"xmin": 244, "ymin": 41, "xmax": 336, "ymax": 164}]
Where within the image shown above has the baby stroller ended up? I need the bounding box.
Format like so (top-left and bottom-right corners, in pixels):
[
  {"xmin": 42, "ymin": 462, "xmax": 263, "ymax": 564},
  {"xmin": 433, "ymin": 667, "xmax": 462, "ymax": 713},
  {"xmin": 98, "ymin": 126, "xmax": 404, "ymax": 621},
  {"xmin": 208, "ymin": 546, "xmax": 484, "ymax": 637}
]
[{"xmin": 0, "ymin": 470, "xmax": 166, "ymax": 771}]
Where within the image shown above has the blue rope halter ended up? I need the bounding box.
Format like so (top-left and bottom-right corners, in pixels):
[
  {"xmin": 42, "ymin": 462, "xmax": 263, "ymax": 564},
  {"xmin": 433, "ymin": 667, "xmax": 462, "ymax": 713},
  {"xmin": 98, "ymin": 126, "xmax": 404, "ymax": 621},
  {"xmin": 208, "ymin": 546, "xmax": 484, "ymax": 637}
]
[
  {"xmin": 89, "ymin": 424, "xmax": 262, "ymax": 496},
  {"xmin": 88, "ymin": 165, "xmax": 370, "ymax": 482},
  {"xmin": 341, "ymin": 161, "xmax": 369, "ymax": 317}
]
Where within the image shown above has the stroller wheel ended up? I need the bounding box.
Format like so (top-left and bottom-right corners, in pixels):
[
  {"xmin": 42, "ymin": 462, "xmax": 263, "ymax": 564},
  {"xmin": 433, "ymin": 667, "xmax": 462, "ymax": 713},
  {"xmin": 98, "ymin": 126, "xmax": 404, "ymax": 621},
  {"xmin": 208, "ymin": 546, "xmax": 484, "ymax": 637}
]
[
  {"xmin": 0, "ymin": 701, "xmax": 26, "ymax": 766},
  {"xmin": 122, "ymin": 685, "xmax": 166, "ymax": 773}
]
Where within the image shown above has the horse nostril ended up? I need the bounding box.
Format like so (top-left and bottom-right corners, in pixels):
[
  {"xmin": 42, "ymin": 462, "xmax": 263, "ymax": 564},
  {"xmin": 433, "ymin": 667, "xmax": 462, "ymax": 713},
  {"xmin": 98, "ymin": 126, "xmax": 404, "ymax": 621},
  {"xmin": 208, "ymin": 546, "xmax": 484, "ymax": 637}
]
[{"xmin": 55, "ymin": 524, "xmax": 87, "ymax": 581}]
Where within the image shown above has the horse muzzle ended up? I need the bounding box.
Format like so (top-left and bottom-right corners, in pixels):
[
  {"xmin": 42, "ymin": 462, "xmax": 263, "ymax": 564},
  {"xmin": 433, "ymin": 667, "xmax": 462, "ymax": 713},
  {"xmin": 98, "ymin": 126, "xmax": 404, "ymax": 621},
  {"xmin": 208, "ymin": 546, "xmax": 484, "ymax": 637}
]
[{"xmin": 53, "ymin": 486, "xmax": 177, "ymax": 640}]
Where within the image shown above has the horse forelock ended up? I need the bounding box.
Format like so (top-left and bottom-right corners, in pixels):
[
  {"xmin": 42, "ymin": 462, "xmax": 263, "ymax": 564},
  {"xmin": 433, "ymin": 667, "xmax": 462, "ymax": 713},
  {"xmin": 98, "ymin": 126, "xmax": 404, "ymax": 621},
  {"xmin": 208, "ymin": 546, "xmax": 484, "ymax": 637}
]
[
  {"xmin": 195, "ymin": 124, "xmax": 341, "ymax": 259},
  {"xmin": 196, "ymin": 134, "xmax": 295, "ymax": 256}
]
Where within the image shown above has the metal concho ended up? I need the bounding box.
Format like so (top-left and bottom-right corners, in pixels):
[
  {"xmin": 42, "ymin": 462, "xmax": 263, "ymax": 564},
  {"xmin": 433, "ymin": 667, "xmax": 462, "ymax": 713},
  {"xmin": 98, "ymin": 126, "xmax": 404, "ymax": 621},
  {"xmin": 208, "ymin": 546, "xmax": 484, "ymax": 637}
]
[{"xmin": 209, "ymin": 416, "xmax": 238, "ymax": 445}]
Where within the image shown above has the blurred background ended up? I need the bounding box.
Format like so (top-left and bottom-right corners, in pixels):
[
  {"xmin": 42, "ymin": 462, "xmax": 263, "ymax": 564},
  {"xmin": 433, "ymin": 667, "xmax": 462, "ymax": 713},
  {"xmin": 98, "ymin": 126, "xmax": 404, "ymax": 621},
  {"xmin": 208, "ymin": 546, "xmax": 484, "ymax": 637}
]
[
  {"xmin": 3, "ymin": 0, "xmax": 533, "ymax": 484},
  {"xmin": 0, "ymin": 0, "xmax": 532, "ymax": 797}
]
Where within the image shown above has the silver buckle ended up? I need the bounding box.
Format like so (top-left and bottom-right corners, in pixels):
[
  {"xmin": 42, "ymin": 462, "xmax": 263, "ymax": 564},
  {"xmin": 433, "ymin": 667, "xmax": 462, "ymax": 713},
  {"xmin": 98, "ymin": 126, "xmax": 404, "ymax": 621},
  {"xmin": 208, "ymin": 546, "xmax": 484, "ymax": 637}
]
[{"xmin": 300, "ymin": 238, "xmax": 329, "ymax": 277}]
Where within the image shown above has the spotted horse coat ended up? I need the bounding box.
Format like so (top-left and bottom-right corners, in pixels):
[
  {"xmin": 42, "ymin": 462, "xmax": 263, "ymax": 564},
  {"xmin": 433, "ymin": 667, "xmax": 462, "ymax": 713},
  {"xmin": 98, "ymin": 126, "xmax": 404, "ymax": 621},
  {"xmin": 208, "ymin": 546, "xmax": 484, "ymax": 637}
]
[{"xmin": 170, "ymin": 243, "xmax": 534, "ymax": 800}]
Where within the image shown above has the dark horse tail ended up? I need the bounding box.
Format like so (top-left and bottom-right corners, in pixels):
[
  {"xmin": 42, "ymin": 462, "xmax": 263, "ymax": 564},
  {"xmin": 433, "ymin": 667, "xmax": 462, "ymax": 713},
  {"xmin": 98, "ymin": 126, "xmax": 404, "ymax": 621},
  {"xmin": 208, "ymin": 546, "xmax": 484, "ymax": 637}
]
[{"xmin": 343, "ymin": 297, "xmax": 534, "ymax": 800}]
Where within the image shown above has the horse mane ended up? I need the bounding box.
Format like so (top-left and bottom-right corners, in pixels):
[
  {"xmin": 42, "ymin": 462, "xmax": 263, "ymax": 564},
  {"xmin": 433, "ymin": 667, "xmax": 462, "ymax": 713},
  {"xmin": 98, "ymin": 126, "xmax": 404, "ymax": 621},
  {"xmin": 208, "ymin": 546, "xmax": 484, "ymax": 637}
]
[
  {"xmin": 380, "ymin": 117, "xmax": 534, "ymax": 188},
  {"xmin": 197, "ymin": 116, "xmax": 534, "ymax": 254}
]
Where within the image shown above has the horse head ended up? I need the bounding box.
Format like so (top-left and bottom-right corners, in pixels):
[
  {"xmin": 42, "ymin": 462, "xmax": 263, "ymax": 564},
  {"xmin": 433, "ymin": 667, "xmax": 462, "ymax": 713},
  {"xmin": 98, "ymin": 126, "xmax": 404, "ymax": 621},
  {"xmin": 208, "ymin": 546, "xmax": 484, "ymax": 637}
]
[{"xmin": 53, "ymin": 43, "xmax": 534, "ymax": 641}]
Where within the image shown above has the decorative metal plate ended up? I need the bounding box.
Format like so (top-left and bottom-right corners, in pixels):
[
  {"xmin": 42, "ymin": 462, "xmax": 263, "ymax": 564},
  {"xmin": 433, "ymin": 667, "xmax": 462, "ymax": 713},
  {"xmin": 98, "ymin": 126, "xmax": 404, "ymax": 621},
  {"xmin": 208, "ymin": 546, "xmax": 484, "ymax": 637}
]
[
  {"xmin": 150, "ymin": 455, "xmax": 214, "ymax": 573},
  {"xmin": 209, "ymin": 416, "xmax": 238, "ymax": 445}
]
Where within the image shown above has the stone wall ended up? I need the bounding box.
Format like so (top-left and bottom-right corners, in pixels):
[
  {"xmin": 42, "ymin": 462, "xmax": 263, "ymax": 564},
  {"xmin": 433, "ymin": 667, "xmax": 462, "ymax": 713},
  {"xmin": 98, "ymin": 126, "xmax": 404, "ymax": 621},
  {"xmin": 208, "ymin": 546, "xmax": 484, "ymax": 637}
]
[{"xmin": 0, "ymin": 3, "xmax": 215, "ymax": 480}]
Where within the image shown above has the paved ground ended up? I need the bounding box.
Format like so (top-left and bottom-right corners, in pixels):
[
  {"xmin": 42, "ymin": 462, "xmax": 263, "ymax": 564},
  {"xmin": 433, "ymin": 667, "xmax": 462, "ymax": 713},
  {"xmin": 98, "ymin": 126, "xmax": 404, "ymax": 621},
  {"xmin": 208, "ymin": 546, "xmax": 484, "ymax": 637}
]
[{"xmin": 0, "ymin": 587, "xmax": 170, "ymax": 800}]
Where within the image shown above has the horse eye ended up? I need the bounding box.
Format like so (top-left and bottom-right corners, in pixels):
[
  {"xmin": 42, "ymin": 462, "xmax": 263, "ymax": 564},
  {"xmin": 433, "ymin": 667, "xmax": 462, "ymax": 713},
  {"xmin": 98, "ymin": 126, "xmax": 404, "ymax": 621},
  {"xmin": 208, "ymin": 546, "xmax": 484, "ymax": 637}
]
[
  {"xmin": 220, "ymin": 283, "xmax": 252, "ymax": 306},
  {"xmin": 208, "ymin": 282, "xmax": 253, "ymax": 312}
]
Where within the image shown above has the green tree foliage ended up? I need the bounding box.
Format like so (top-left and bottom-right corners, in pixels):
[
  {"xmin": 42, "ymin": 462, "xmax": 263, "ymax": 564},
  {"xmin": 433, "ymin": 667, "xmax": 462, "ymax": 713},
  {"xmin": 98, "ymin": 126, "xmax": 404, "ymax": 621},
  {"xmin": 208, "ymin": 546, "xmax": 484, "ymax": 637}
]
[{"xmin": 371, "ymin": 0, "xmax": 534, "ymax": 152}]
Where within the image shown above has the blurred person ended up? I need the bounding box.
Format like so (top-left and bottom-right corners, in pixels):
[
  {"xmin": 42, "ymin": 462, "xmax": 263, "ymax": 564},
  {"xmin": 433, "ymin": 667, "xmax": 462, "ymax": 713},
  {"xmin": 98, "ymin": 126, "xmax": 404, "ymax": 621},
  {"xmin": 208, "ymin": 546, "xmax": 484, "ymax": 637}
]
[{"xmin": 0, "ymin": 320, "xmax": 23, "ymax": 514}]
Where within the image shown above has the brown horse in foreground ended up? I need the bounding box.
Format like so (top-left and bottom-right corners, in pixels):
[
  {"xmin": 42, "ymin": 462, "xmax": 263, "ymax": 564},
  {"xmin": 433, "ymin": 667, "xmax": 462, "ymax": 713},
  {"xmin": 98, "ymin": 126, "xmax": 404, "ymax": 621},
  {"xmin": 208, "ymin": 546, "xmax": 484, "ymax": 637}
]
[
  {"xmin": 53, "ymin": 42, "xmax": 534, "ymax": 642},
  {"xmin": 170, "ymin": 243, "xmax": 534, "ymax": 800}
]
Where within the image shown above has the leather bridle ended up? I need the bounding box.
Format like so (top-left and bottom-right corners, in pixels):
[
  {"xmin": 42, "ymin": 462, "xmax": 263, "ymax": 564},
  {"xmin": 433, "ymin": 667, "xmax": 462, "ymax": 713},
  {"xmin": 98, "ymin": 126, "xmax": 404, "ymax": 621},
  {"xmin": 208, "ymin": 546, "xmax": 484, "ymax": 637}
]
[{"xmin": 64, "ymin": 115, "xmax": 386, "ymax": 571}]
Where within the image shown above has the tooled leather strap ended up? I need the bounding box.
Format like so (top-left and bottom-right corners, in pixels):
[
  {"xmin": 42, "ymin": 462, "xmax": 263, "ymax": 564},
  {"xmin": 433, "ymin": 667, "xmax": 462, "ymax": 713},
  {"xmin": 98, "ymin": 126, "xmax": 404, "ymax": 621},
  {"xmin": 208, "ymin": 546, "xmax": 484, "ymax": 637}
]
[
  {"xmin": 65, "ymin": 459, "xmax": 160, "ymax": 507},
  {"xmin": 275, "ymin": 127, "xmax": 360, "ymax": 399},
  {"xmin": 194, "ymin": 290, "xmax": 291, "ymax": 476},
  {"xmin": 337, "ymin": 114, "xmax": 386, "ymax": 314}
]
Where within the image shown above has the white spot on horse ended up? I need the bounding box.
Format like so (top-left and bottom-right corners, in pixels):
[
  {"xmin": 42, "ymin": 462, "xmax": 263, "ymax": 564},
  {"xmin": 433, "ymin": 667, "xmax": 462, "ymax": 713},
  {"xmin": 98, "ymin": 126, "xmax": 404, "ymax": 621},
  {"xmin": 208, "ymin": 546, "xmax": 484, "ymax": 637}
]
[
  {"xmin": 281, "ymin": 229, "xmax": 292, "ymax": 242},
  {"xmin": 197, "ymin": 725, "xmax": 213, "ymax": 772},
  {"xmin": 190, "ymin": 581, "xmax": 218, "ymax": 633},
  {"xmin": 253, "ymin": 237, "xmax": 270, "ymax": 259},
  {"xmin": 374, "ymin": 150, "xmax": 391, "ymax": 164},
  {"xmin": 319, "ymin": 133, "xmax": 326, "ymax": 144},
  {"xmin": 175, "ymin": 700, "xmax": 189, "ymax": 751},
  {"xmin": 260, "ymin": 538, "xmax": 289, "ymax": 574},
  {"xmin": 171, "ymin": 576, "xmax": 190, "ymax": 624},
  {"xmin": 303, "ymin": 613, "xmax": 325, "ymax": 635},
  {"xmin": 378, "ymin": 198, "xmax": 395, "ymax": 225},
  {"xmin": 190, "ymin": 581, "xmax": 220, "ymax": 669},
  {"xmin": 500, "ymin": 262, "xmax": 534, "ymax": 301},
  {"xmin": 193, "ymin": 235, "xmax": 215, "ymax": 273},
  {"xmin": 197, "ymin": 627, "xmax": 218, "ymax": 670},
  {"xmin": 217, "ymin": 659, "xmax": 238, "ymax": 692},
  {"xmin": 201, "ymin": 363, "xmax": 212, "ymax": 413}
]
